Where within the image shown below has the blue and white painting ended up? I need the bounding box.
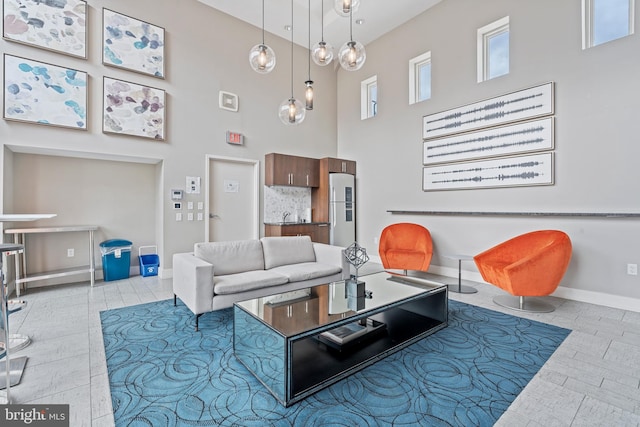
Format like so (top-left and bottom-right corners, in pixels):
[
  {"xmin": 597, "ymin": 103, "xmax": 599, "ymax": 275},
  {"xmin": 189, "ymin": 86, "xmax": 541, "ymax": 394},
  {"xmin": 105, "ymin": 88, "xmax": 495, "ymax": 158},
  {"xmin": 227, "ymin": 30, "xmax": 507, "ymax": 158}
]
[
  {"xmin": 103, "ymin": 77, "xmax": 165, "ymax": 140},
  {"xmin": 102, "ymin": 8, "xmax": 165, "ymax": 78},
  {"xmin": 3, "ymin": 54, "xmax": 87, "ymax": 129},
  {"xmin": 3, "ymin": 0, "xmax": 87, "ymax": 58}
]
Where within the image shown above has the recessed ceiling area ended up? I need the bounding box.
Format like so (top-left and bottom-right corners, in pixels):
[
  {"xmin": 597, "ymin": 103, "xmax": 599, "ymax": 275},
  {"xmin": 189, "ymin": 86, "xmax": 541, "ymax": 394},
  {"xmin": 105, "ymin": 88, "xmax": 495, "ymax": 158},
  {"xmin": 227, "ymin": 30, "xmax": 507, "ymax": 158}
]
[{"xmin": 197, "ymin": 0, "xmax": 442, "ymax": 51}]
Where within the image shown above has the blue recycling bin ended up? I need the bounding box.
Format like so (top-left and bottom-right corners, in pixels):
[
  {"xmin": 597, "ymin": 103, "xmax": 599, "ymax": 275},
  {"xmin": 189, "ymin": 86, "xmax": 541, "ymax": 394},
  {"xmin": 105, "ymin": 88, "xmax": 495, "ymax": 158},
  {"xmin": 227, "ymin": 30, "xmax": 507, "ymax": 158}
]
[{"xmin": 100, "ymin": 239, "xmax": 132, "ymax": 282}]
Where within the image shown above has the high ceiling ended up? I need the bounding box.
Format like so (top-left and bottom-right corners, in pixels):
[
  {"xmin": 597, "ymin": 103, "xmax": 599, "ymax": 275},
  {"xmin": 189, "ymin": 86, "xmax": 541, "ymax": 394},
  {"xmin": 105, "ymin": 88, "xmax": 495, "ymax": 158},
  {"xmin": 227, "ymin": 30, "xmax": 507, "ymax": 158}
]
[{"xmin": 197, "ymin": 0, "xmax": 442, "ymax": 51}]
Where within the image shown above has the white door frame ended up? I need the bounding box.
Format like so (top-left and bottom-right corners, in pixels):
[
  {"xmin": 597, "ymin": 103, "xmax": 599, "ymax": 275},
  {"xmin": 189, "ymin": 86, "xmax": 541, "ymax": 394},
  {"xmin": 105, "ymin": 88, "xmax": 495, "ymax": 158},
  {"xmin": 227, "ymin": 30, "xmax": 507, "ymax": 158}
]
[{"xmin": 205, "ymin": 155, "xmax": 260, "ymax": 242}]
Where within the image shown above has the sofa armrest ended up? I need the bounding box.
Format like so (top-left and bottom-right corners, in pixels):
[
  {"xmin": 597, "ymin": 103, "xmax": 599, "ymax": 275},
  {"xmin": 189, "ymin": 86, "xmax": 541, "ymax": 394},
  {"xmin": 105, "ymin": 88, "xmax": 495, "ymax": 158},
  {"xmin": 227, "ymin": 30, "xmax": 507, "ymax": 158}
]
[
  {"xmin": 313, "ymin": 243, "xmax": 350, "ymax": 280},
  {"xmin": 173, "ymin": 252, "xmax": 214, "ymax": 315}
]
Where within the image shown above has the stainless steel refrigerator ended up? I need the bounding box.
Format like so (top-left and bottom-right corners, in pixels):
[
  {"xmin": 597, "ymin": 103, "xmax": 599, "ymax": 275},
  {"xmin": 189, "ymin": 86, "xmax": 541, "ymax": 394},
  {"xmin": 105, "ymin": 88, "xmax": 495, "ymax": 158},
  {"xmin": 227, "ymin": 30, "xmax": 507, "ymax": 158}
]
[{"xmin": 329, "ymin": 173, "xmax": 356, "ymax": 247}]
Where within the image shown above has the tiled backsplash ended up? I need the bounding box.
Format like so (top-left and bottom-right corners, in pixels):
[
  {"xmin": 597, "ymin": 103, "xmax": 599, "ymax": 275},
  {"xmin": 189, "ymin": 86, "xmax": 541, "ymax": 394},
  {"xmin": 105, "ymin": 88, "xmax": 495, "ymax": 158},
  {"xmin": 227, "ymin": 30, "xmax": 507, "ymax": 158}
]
[{"xmin": 263, "ymin": 186, "xmax": 312, "ymax": 223}]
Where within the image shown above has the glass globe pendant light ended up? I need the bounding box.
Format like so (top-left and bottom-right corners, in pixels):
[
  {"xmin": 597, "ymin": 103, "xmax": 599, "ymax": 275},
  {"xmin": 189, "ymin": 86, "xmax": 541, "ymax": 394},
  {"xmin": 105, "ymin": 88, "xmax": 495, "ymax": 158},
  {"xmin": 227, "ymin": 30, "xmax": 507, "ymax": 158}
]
[
  {"xmin": 333, "ymin": 0, "xmax": 360, "ymax": 17},
  {"xmin": 311, "ymin": 0, "xmax": 334, "ymax": 66},
  {"xmin": 338, "ymin": 6, "xmax": 366, "ymax": 71},
  {"xmin": 249, "ymin": 0, "xmax": 276, "ymax": 74},
  {"xmin": 279, "ymin": 0, "xmax": 305, "ymax": 125}
]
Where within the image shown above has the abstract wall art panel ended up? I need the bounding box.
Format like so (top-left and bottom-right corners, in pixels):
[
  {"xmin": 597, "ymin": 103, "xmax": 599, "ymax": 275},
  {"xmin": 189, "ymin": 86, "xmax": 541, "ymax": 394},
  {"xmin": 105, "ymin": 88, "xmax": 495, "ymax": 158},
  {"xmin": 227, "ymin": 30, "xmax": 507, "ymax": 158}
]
[
  {"xmin": 2, "ymin": 0, "xmax": 87, "ymax": 58},
  {"xmin": 423, "ymin": 152, "xmax": 554, "ymax": 191},
  {"xmin": 102, "ymin": 8, "xmax": 165, "ymax": 78},
  {"xmin": 423, "ymin": 82, "xmax": 554, "ymax": 140},
  {"xmin": 3, "ymin": 54, "xmax": 87, "ymax": 129},
  {"xmin": 423, "ymin": 117, "xmax": 554, "ymax": 165},
  {"xmin": 103, "ymin": 76, "xmax": 165, "ymax": 140}
]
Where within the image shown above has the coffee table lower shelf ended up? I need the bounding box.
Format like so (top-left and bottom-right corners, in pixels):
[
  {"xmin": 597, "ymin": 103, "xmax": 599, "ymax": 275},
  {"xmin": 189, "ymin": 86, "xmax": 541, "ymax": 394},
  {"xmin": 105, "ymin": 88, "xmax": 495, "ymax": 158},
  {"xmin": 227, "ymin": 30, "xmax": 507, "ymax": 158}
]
[{"xmin": 233, "ymin": 281, "xmax": 447, "ymax": 407}]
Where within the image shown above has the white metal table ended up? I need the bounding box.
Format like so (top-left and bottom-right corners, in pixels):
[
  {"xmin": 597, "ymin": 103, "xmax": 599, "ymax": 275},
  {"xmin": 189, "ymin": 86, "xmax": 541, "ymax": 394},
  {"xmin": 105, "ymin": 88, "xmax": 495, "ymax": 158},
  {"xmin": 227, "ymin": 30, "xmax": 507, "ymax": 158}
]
[
  {"xmin": 443, "ymin": 254, "xmax": 478, "ymax": 294},
  {"xmin": 4, "ymin": 225, "xmax": 98, "ymax": 297}
]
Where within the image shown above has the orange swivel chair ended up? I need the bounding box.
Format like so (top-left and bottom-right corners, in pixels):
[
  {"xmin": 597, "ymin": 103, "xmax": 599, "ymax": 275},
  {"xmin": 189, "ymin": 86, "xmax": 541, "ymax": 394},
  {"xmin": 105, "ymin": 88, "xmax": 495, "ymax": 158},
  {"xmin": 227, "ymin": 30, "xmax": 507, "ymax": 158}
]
[
  {"xmin": 473, "ymin": 230, "xmax": 572, "ymax": 313},
  {"xmin": 378, "ymin": 223, "xmax": 433, "ymax": 274}
]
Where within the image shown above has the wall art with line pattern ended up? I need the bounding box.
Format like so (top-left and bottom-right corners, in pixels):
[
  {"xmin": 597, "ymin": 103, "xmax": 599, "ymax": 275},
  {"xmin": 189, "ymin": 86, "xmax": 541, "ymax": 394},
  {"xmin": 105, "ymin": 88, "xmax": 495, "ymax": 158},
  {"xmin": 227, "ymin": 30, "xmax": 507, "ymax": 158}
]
[
  {"xmin": 423, "ymin": 117, "xmax": 554, "ymax": 165},
  {"xmin": 423, "ymin": 82, "xmax": 554, "ymax": 140},
  {"xmin": 422, "ymin": 152, "xmax": 553, "ymax": 191}
]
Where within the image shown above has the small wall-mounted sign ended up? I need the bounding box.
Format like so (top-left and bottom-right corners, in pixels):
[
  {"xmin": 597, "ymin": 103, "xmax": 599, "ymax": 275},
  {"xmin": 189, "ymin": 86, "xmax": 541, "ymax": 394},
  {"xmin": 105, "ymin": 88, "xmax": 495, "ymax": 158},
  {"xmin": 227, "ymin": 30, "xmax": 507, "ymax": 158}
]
[{"xmin": 226, "ymin": 131, "xmax": 244, "ymax": 145}]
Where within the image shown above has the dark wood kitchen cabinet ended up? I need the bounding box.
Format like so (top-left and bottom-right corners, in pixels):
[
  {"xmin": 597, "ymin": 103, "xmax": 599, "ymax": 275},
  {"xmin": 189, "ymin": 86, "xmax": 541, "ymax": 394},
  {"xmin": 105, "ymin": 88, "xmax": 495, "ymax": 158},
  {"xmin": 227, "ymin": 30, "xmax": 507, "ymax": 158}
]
[
  {"xmin": 265, "ymin": 153, "xmax": 320, "ymax": 187},
  {"xmin": 326, "ymin": 157, "xmax": 356, "ymax": 175},
  {"xmin": 265, "ymin": 223, "xmax": 330, "ymax": 244}
]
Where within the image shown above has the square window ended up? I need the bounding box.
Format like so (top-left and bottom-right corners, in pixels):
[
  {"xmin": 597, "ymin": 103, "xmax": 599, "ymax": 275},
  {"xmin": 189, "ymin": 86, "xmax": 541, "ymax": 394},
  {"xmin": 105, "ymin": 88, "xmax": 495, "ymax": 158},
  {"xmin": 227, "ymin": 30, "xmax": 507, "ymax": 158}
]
[
  {"xmin": 477, "ymin": 17, "xmax": 510, "ymax": 82},
  {"xmin": 583, "ymin": 0, "xmax": 635, "ymax": 48},
  {"xmin": 361, "ymin": 76, "xmax": 377, "ymax": 120},
  {"xmin": 409, "ymin": 52, "xmax": 431, "ymax": 105}
]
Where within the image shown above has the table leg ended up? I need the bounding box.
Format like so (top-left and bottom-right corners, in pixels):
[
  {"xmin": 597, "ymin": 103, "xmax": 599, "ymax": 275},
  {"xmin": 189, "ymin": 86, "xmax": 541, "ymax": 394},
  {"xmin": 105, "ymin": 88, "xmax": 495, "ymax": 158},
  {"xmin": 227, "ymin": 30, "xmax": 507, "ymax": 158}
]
[
  {"xmin": 446, "ymin": 257, "xmax": 478, "ymax": 294},
  {"xmin": 89, "ymin": 230, "xmax": 95, "ymax": 287}
]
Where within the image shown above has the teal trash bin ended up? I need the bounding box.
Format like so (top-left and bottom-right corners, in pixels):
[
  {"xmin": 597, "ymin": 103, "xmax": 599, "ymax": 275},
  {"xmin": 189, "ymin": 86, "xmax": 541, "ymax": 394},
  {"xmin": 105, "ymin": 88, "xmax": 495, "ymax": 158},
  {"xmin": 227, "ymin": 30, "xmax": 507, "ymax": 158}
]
[{"xmin": 100, "ymin": 239, "xmax": 132, "ymax": 282}]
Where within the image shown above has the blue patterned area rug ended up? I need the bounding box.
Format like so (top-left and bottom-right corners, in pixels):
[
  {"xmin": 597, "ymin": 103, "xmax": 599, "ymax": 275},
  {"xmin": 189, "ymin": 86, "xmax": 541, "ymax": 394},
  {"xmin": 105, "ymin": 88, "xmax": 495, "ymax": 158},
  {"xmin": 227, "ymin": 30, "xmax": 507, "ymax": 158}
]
[{"xmin": 100, "ymin": 299, "xmax": 570, "ymax": 426}]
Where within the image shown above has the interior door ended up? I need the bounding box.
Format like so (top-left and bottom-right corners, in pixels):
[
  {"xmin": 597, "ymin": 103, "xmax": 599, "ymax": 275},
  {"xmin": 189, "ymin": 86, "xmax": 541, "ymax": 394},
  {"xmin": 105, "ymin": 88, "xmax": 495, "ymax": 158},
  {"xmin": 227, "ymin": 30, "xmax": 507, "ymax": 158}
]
[{"xmin": 207, "ymin": 156, "xmax": 259, "ymax": 242}]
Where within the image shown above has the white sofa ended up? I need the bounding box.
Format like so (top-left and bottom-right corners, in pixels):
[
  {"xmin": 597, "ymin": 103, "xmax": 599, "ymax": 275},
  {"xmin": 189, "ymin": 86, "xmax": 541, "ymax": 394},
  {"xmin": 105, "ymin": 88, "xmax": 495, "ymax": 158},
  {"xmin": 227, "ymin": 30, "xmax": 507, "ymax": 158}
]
[{"xmin": 173, "ymin": 236, "xmax": 349, "ymax": 330}]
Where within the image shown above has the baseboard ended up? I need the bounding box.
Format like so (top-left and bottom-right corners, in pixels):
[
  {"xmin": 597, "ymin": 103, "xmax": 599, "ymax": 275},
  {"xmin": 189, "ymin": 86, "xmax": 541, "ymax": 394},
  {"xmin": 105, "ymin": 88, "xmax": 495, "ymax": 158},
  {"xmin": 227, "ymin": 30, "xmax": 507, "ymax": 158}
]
[
  {"xmin": 427, "ymin": 263, "xmax": 640, "ymax": 313},
  {"xmin": 159, "ymin": 267, "xmax": 172, "ymax": 279}
]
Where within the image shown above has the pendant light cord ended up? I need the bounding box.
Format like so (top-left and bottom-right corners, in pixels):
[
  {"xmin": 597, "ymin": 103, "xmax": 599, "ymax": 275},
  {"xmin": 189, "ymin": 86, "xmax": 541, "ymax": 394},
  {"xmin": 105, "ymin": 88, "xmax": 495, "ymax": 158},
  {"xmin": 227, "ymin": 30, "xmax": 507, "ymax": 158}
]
[
  {"xmin": 349, "ymin": 5, "xmax": 353, "ymax": 41},
  {"xmin": 307, "ymin": 0, "xmax": 311, "ymax": 79},
  {"xmin": 261, "ymin": 0, "xmax": 265, "ymax": 44},
  {"xmin": 290, "ymin": 0, "xmax": 294, "ymax": 97}
]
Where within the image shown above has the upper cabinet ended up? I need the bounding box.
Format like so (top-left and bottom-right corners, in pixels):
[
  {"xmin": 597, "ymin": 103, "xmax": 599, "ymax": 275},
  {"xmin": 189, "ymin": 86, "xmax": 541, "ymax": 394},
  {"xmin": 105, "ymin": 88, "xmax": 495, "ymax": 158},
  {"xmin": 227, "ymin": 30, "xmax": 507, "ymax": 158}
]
[
  {"xmin": 265, "ymin": 153, "xmax": 320, "ymax": 187},
  {"xmin": 326, "ymin": 157, "xmax": 356, "ymax": 175}
]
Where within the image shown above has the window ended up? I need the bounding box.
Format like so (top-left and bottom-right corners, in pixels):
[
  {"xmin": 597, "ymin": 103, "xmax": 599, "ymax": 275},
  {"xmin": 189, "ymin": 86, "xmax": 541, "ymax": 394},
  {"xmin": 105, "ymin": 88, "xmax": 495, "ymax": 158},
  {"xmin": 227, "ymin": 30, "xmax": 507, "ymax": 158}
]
[
  {"xmin": 583, "ymin": 0, "xmax": 635, "ymax": 48},
  {"xmin": 409, "ymin": 51, "xmax": 432, "ymax": 105},
  {"xmin": 477, "ymin": 16, "xmax": 509, "ymax": 82},
  {"xmin": 361, "ymin": 75, "xmax": 377, "ymax": 120}
]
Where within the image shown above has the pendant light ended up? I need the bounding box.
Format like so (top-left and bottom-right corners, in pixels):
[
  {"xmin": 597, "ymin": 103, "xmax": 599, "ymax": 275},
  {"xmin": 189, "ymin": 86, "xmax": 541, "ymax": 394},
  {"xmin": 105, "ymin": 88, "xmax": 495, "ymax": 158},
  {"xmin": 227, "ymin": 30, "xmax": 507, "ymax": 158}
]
[
  {"xmin": 304, "ymin": 0, "xmax": 314, "ymax": 110},
  {"xmin": 311, "ymin": 0, "xmax": 334, "ymax": 66},
  {"xmin": 249, "ymin": 0, "xmax": 276, "ymax": 74},
  {"xmin": 279, "ymin": 0, "xmax": 305, "ymax": 125},
  {"xmin": 334, "ymin": 0, "xmax": 360, "ymax": 17},
  {"xmin": 338, "ymin": 5, "xmax": 366, "ymax": 71}
]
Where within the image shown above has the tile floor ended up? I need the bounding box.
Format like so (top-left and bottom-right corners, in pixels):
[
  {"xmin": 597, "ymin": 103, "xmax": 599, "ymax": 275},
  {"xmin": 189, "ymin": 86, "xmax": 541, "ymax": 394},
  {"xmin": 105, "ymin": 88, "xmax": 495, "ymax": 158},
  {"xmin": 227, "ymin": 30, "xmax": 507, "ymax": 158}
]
[{"xmin": 2, "ymin": 272, "xmax": 640, "ymax": 426}]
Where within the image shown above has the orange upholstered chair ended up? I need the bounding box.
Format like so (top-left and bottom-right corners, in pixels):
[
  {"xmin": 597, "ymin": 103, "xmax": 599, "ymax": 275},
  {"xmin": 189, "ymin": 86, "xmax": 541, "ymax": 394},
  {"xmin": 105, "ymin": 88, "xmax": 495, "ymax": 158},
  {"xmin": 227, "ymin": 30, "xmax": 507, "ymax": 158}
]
[
  {"xmin": 474, "ymin": 230, "xmax": 572, "ymax": 312},
  {"xmin": 378, "ymin": 223, "xmax": 433, "ymax": 274}
]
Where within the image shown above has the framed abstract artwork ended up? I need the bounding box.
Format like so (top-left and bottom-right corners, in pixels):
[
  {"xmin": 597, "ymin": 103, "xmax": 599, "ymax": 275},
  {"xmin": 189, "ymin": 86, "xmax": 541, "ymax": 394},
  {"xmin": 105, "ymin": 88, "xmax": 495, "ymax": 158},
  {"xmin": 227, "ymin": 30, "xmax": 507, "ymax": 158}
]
[
  {"xmin": 2, "ymin": 0, "xmax": 87, "ymax": 58},
  {"xmin": 422, "ymin": 152, "xmax": 554, "ymax": 191},
  {"xmin": 423, "ymin": 117, "xmax": 555, "ymax": 165},
  {"xmin": 103, "ymin": 76, "xmax": 166, "ymax": 140},
  {"xmin": 3, "ymin": 54, "xmax": 88, "ymax": 129},
  {"xmin": 102, "ymin": 8, "xmax": 165, "ymax": 78},
  {"xmin": 423, "ymin": 82, "xmax": 554, "ymax": 140}
]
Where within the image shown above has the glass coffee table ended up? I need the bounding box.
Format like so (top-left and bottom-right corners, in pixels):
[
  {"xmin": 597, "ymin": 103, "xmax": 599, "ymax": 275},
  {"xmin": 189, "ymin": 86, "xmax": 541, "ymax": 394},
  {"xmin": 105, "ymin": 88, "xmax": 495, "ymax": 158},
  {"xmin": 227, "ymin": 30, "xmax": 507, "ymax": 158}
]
[{"xmin": 233, "ymin": 272, "xmax": 448, "ymax": 407}]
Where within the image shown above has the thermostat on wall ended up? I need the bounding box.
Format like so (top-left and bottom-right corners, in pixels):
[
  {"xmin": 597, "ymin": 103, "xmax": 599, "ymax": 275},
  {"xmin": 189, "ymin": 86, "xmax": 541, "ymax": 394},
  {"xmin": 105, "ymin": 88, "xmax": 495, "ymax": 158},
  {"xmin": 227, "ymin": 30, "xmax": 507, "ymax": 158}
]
[{"xmin": 171, "ymin": 189, "xmax": 183, "ymax": 200}]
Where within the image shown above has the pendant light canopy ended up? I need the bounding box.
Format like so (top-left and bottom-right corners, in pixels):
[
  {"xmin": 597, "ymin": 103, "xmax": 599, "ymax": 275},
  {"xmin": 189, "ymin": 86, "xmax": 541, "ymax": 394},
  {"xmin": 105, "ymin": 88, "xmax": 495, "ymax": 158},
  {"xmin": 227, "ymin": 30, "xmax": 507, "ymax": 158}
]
[
  {"xmin": 334, "ymin": 0, "xmax": 360, "ymax": 17},
  {"xmin": 279, "ymin": 0, "xmax": 305, "ymax": 125},
  {"xmin": 311, "ymin": 0, "xmax": 334, "ymax": 66},
  {"xmin": 338, "ymin": 6, "xmax": 366, "ymax": 71},
  {"xmin": 249, "ymin": 0, "xmax": 276, "ymax": 74}
]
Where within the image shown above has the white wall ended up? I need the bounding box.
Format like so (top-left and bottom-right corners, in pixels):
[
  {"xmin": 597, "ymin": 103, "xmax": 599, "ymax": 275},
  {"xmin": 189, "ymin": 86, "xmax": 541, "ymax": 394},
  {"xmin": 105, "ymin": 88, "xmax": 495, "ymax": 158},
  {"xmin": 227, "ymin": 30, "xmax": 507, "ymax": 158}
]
[
  {"xmin": 336, "ymin": 0, "xmax": 640, "ymax": 306},
  {"xmin": 1, "ymin": 0, "xmax": 339, "ymax": 272}
]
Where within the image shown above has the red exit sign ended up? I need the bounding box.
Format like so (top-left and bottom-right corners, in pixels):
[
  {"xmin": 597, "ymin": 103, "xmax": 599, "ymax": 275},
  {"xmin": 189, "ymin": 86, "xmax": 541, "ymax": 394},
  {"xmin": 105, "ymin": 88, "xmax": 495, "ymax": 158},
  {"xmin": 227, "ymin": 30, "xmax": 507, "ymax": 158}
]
[{"xmin": 226, "ymin": 131, "xmax": 244, "ymax": 145}]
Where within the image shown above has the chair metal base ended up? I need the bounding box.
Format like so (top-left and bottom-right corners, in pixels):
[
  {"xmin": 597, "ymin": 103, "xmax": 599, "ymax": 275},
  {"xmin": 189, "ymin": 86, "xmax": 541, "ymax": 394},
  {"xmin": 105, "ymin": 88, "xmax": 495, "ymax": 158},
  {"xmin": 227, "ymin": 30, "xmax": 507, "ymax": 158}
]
[
  {"xmin": 0, "ymin": 356, "xmax": 28, "ymax": 389},
  {"xmin": 493, "ymin": 295, "xmax": 555, "ymax": 313}
]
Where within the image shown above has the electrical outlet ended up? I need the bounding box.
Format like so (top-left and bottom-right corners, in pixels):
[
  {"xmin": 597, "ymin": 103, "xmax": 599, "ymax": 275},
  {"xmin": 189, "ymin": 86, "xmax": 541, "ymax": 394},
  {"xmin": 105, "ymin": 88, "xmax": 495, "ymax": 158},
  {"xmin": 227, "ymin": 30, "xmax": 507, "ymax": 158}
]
[
  {"xmin": 67, "ymin": 248, "xmax": 74, "ymax": 257},
  {"xmin": 627, "ymin": 264, "xmax": 638, "ymax": 276}
]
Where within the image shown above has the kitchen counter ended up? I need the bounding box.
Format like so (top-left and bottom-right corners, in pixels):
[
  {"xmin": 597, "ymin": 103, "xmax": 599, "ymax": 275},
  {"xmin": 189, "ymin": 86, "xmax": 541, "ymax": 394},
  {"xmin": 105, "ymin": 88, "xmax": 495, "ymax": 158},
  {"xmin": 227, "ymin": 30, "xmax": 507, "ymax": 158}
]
[
  {"xmin": 264, "ymin": 221, "xmax": 330, "ymax": 226},
  {"xmin": 264, "ymin": 222, "xmax": 330, "ymax": 244}
]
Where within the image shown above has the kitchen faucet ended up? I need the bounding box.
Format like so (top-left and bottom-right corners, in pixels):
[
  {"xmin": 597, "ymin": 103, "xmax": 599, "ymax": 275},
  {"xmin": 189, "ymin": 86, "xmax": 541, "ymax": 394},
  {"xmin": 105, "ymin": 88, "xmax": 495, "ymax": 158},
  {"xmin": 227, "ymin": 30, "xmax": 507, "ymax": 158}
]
[{"xmin": 282, "ymin": 211, "xmax": 291, "ymax": 223}]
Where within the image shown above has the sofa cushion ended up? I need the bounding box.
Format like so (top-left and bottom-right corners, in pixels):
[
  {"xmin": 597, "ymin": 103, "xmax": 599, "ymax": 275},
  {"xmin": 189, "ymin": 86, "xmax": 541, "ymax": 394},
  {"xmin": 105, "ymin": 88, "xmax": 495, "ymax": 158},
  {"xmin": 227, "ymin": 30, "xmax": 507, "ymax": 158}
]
[
  {"xmin": 261, "ymin": 236, "xmax": 316, "ymax": 269},
  {"xmin": 269, "ymin": 262, "xmax": 342, "ymax": 283},
  {"xmin": 195, "ymin": 240, "xmax": 264, "ymax": 276},
  {"xmin": 213, "ymin": 270, "xmax": 289, "ymax": 295}
]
